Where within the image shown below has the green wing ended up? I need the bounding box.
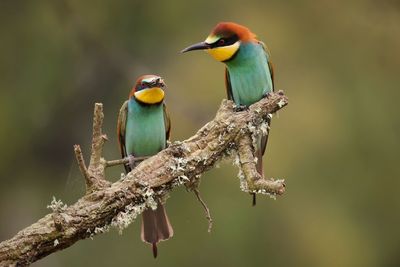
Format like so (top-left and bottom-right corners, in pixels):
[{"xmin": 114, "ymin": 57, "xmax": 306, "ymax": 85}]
[
  {"xmin": 163, "ymin": 103, "xmax": 171, "ymax": 143},
  {"xmin": 224, "ymin": 67, "xmax": 234, "ymax": 101},
  {"xmin": 258, "ymin": 40, "xmax": 275, "ymax": 90},
  {"xmin": 257, "ymin": 40, "xmax": 275, "ymax": 159},
  {"xmin": 117, "ymin": 100, "xmax": 130, "ymax": 173}
]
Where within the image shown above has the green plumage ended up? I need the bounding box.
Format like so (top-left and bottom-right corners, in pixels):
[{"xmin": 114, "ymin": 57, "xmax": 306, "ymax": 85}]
[
  {"xmin": 225, "ymin": 42, "xmax": 273, "ymax": 106},
  {"xmin": 117, "ymin": 96, "xmax": 170, "ymax": 173},
  {"xmin": 125, "ymin": 98, "xmax": 166, "ymax": 157}
]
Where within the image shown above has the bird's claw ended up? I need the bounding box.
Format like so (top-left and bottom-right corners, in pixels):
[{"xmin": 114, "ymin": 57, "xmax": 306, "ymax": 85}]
[
  {"xmin": 127, "ymin": 154, "xmax": 136, "ymax": 170},
  {"xmin": 233, "ymin": 105, "xmax": 248, "ymax": 112},
  {"xmin": 262, "ymin": 92, "xmax": 272, "ymax": 99}
]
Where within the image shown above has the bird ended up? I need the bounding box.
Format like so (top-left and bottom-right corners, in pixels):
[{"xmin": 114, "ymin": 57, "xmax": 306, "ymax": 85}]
[
  {"xmin": 117, "ymin": 74, "xmax": 173, "ymax": 258},
  {"xmin": 181, "ymin": 22, "xmax": 275, "ymax": 206}
]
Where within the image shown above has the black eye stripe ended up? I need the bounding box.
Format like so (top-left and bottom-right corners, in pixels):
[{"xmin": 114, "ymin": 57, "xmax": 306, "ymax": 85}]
[
  {"xmin": 137, "ymin": 80, "xmax": 165, "ymax": 91},
  {"xmin": 210, "ymin": 34, "xmax": 239, "ymax": 48}
]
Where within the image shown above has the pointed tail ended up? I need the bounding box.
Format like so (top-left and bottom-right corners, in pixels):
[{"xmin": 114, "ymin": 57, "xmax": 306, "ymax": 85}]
[
  {"xmin": 141, "ymin": 201, "xmax": 173, "ymax": 258},
  {"xmin": 253, "ymin": 131, "xmax": 268, "ymax": 206}
]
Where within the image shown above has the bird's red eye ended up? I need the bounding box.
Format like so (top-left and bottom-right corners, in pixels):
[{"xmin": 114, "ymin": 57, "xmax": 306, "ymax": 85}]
[{"xmin": 218, "ymin": 39, "xmax": 225, "ymax": 45}]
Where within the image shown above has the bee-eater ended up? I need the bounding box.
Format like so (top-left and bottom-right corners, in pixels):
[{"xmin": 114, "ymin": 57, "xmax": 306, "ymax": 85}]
[
  {"xmin": 181, "ymin": 22, "xmax": 274, "ymax": 206},
  {"xmin": 117, "ymin": 75, "xmax": 173, "ymax": 258}
]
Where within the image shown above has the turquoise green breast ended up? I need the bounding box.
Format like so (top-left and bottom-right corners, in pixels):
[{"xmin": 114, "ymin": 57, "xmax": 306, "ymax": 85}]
[
  {"xmin": 226, "ymin": 42, "xmax": 273, "ymax": 106},
  {"xmin": 125, "ymin": 98, "xmax": 166, "ymax": 157}
]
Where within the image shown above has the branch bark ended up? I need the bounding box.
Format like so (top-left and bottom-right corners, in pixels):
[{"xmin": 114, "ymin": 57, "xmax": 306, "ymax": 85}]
[{"xmin": 0, "ymin": 91, "xmax": 288, "ymax": 266}]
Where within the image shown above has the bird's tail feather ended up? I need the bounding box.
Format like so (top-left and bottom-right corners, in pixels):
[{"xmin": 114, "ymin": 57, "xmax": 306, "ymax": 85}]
[{"xmin": 141, "ymin": 201, "xmax": 173, "ymax": 258}]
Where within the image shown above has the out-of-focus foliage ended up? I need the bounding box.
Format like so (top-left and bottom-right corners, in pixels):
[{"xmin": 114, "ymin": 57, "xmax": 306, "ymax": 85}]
[{"xmin": 0, "ymin": 0, "xmax": 399, "ymax": 266}]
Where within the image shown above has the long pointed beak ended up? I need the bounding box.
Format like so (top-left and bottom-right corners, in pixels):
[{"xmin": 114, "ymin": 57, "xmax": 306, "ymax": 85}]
[{"xmin": 181, "ymin": 42, "xmax": 210, "ymax": 53}]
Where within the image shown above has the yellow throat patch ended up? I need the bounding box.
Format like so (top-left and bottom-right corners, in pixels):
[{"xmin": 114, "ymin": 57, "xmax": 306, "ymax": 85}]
[
  {"xmin": 206, "ymin": 41, "xmax": 240, "ymax": 62},
  {"xmin": 134, "ymin": 87, "xmax": 164, "ymax": 104}
]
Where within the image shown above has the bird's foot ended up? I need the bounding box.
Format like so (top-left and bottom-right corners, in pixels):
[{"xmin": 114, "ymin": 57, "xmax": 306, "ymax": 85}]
[
  {"xmin": 127, "ymin": 154, "xmax": 136, "ymax": 170},
  {"xmin": 233, "ymin": 104, "xmax": 249, "ymax": 112},
  {"xmin": 262, "ymin": 92, "xmax": 272, "ymax": 99}
]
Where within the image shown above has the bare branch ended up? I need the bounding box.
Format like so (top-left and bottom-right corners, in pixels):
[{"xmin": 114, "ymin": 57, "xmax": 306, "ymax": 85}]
[
  {"xmin": 105, "ymin": 156, "xmax": 150, "ymax": 168},
  {"xmin": 88, "ymin": 103, "xmax": 107, "ymax": 169},
  {"xmin": 73, "ymin": 144, "xmax": 90, "ymax": 186},
  {"xmin": 85, "ymin": 103, "xmax": 109, "ymax": 191},
  {"xmin": 0, "ymin": 91, "xmax": 288, "ymax": 266},
  {"xmin": 193, "ymin": 189, "xmax": 213, "ymax": 233}
]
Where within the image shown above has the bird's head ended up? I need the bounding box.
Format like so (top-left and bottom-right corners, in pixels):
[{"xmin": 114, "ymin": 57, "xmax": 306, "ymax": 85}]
[
  {"xmin": 129, "ymin": 75, "xmax": 166, "ymax": 104},
  {"xmin": 181, "ymin": 22, "xmax": 256, "ymax": 62}
]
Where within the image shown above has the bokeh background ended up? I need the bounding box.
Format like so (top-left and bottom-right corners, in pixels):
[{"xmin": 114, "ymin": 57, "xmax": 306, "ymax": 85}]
[{"xmin": 1, "ymin": 0, "xmax": 399, "ymax": 266}]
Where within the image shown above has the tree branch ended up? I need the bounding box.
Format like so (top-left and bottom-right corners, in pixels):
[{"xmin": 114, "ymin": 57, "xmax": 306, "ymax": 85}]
[
  {"xmin": 0, "ymin": 91, "xmax": 288, "ymax": 266},
  {"xmin": 73, "ymin": 144, "xmax": 90, "ymax": 185},
  {"xmin": 105, "ymin": 156, "xmax": 149, "ymax": 168}
]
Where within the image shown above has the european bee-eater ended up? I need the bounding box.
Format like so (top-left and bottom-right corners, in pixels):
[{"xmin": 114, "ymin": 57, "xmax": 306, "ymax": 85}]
[
  {"xmin": 117, "ymin": 75, "xmax": 173, "ymax": 258},
  {"xmin": 181, "ymin": 22, "xmax": 275, "ymax": 206}
]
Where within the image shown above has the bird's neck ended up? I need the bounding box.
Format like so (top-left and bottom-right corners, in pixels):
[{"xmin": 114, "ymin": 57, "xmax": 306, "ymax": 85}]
[
  {"xmin": 129, "ymin": 97, "xmax": 163, "ymax": 113},
  {"xmin": 225, "ymin": 41, "xmax": 260, "ymax": 67}
]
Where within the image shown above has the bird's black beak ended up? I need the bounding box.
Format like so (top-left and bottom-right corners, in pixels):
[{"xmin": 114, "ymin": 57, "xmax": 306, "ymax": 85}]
[{"xmin": 181, "ymin": 42, "xmax": 210, "ymax": 53}]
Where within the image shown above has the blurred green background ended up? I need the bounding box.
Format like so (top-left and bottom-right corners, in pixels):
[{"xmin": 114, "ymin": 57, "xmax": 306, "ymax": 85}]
[{"xmin": 1, "ymin": 0, "xmax": 399, "ymax": 266}]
